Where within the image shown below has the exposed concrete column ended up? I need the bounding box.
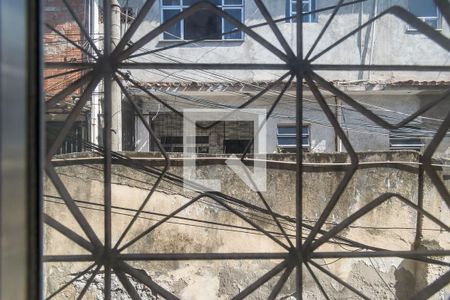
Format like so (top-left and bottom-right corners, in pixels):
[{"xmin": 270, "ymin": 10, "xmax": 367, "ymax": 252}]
[{"xmin": 111, "ymin": 0, "xmax": 122, "ymax": 151}]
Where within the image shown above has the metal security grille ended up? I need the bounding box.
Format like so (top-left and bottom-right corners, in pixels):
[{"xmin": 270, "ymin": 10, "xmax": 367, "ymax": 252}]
[{"xmin": 43, "ymin": 0, "xmax": 450, "ymax": 299}]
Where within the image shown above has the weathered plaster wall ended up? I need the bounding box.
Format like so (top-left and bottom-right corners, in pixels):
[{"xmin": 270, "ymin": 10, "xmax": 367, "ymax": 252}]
[
  {"xmin": 121, "ymin": 0, "xmax": 450, "ymax": 83},
  {"xmin": 44, "ymin": 152, "xmax": 450, "ymax": 299}
]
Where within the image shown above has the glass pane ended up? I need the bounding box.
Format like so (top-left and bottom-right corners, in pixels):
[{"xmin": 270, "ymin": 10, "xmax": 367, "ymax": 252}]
[
  {"xmin": 163, "ymin": 9, "xmax": 182, "ymax": 39},
  {"xmin": 302, "ymin": 137, "xmax": 309, "ymax": 146},
  {"xmin": 224, "ymin": 0, "xmax": 243, "ymax": 5},
  {"xmin": 184, "ymin": 10, "xmax": 222, "ymax": 40},
  {"xmin": 424, "ymin": 18, "xmax": 439, "ymax": 28},
  {"xmin": 224, "ymin": 8, "xmax": 243, "ymax": 39},
  {"xmin": 278, "ymin": 126, "xmax": 296, "ymax": 135},
  {"xmin": 291, "ymin": 0, "xmax": 316, "ymax": 23},
  {"xmin": 184, "ymin": 0, "xmax": 221, "ymax": 6},
  {"xmin": 409, "ymin": 0, "xmax": 437, "ymax": 17},
  {"xmin": 162, "ymin": 0, "xmax": 181, "ymax": 5},
  {"xmin": 278, "ymin": 136, "xmax": 297, "ymax": 145}
]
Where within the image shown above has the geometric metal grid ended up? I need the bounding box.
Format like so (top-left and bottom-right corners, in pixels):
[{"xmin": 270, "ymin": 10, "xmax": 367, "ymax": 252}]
[{"xmin": 43, "ymin": 0, "xmax": 450, "ymax": 299}]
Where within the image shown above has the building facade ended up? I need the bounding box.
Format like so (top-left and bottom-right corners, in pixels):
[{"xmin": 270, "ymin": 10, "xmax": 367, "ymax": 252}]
[{"xmin": 44, "ymin": 0, "xmax": 450, "ymax": 155}]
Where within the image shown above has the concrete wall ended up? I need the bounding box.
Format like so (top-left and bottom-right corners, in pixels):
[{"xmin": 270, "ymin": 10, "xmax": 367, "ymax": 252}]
[{"xmin": 44, "ymin": 152, "xmax": 450, "ymax": 299}]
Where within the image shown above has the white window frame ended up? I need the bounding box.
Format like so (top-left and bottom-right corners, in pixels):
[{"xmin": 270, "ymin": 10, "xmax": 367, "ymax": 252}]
[
  {"xmin": 276, "ymin": 124, "xmax": 310, "ymax": 150},
  {"xmin": 288, "ymin": 0, "xmax": 317, "ymax": 23},
  {"xmin": 407, "ymin": 0, "xmax": 441, "ymax": 30},
  {"xmin": 160, "ymin": 0, "xmax": 245, "ymax": 41}
]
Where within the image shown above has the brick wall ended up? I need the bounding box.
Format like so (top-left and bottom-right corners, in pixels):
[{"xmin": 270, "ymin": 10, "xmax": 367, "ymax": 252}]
[{"xmin": 44, "ymin": 0, "xmax": 86, "ymax": 103}]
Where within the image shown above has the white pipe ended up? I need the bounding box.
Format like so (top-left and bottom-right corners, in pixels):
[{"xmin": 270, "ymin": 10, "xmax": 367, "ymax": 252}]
[
  {"xmin": 90, "ymin": 0, "xmax": 101, "ymax": 146},
  {"xmin": 368, "ymin": 0, "xmax": 378, "ymax": 81}
]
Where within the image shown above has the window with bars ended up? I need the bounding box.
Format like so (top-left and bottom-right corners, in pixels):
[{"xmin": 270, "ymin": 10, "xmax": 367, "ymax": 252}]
[
  {"xmin": 277, "ymin": 124, "xmax": 310, "ymax": 151},
  {"xmin": 161, "ymin": 0, "xmax": 244, "ymax": 41},
  {"xmin": 389, "ymin": 127, "xmax": 425, "ymax": 151},
  {"xmin": 287, "ymin": 0, "xmax": 317, "ymax": 23},
  {"xmin": 408, "ymin": 0, "xmax": 440, "ymax": 29}
]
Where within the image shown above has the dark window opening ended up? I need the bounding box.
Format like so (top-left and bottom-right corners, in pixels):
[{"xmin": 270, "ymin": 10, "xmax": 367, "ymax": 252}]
[
  {"xmin": 224, "ymin": 139, "xmax": 250, "ymax": 153},
  {"xmin": 161, "ymin": 0, "xmax": 244, "ymax": 41},
  {"xmin": 46, "ymin": 121, "xmax": 87, "ymax": 154},
  {"xmin": 184, "ymin": 10, "xmax": 222, "ymax": 40}
]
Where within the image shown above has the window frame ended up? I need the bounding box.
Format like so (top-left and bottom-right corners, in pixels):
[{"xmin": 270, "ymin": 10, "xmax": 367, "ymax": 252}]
[
  {"xmin": 407, "ymin": 0, "xmax": 441, "ymax": 30},
  {"xmin": 287, "ymin": 0, "xmax": 317, "ymax": 23},
  {"xmin": 389, "ymin": 127, "xmax": 425, "ymax": 151},
  {"xmin": 276, "ymin": 124, "xmax": 310, "ymax": 150},
  {"xmin": 160, "ymin": 0, "xmax": 245, "ymax": 41}
]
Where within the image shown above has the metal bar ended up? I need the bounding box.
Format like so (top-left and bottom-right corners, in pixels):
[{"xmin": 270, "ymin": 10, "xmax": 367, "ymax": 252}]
[
  {"xmin": 302, "ymin": 74, "xmax": 358, "ymax": 251},
  {"xmin": 119, "ymin": 2, "xmax": 289, "ymax": 63},
  {"xmin": 119, "ymin": 252, "xmax": 288, "ymax": 261},
  {"xmin": 113, "ymin": 0, "xmax": 157, "ymax": 54},
  {"xmin": 45, "ymin": 23, "xmax": 97, "ymax": 60},
  {"xmin": 310, "ymin": 260, "xmax": 369, "ymax": 300},
  {"xmin": 120, "ymin": 261, "xmax": 180, "ymax": 300},
  {"xmin": 311, "ymin": 64, "xmax": 450, "ymax": 71},
  {"xmin": 208, "ymin": 193, "xmax": 291, "ymax": 251},
  {"xmin": 268, "ymin": 263, "xmax": 295, "ymax": 300},
  {"xmin": 311, "ymin": 71, "xmax": 396, "ymax": 130},
  {"xmin": 43, "ymin": 255, "xmax": 95, "ymax": 262},
  {"xmin": 113, "ymin": 75, "xmax": 169, "ymax": 250},
  {"xmin": 240, "ymin": 74, "xmax": 295, "ymax": 161},
  {"xmin": 45, "ymin": 71, "xmax": 94, "ymax": 109},
  {"xmin": 44, "ymin": 67, "xmax": 88, "ymax": 80},
  {"xmin": 313, "ymin": 72, "xmax": 450, "ymax": 131},
  {"xmin": 46, "ymin": 62, "xmax": 450, "ymax": 72},
  {"xmin": 305, "ymin": 0, "xmax": 345, "ymax": 60},
  {"xmin": 311, "ymin": 250, "xmax": 450, "ymax": 259},
  {"xmin": 45, "ymin": 164, "xmax": 102, "ymax": 248},
  {"xmin": 311, "ymin": 193, "xmax": 450, "ymax": 251},
  {"xmin": 118, "ymin": 194, "xmax": 206, "ymax": 252},
  {"xmin": 411, "ymin": 269, "xmax": 450, "ymax": 300},
  {"xmin": 103, "ymin": 0, "xmax": 113, "ymax": 298},
  {"xmin": 305, "ymin": 262, "xmax": 330, "ymax": 300},
  {"xmin": 128, "ymin": 0, "xmax": 368, "ymax": 59},
  {"xmin": 423, "ymin": 110, "xmax": 450, "ymax": 208},
  {"xmin": 423, "ymin": 164, "xmax": 450, "ymax": 209},
  {"xmin": 46, "ymin": 75, "xmax": 101, "ymax": 160},
  {"xmin": 414, "ymin": 160, "xmax": 424, "ymax": 248},
  {"xmin": 310, "ymin": 6, "xmax": 450, "ymax": 62},
  {"xmin": 114, "ymin": 269, "xmax": 141, "ymax": 300},
  {"xmin": 253, "ymin": 0, "xmax": 295, "ymax": 60},
  {"xmin": 45, "ymin": 62, "xmax": 95, "ymax": 69},
  {"xmin": 118, "ymin": 70, "xmax": 290, "ymax": 134},
  {"xmin": 76, "ymin": 264, "xmax": 101, "ymax": 300},
  {"xmin": 436, "ymin": 0, "xmax": 450, "ymax": 26},
  {"xmin": 198, "ymin": 71, "xmax": 291, "ymax": 130},
  {"xmin": 116, "ymin": 70, "xmax": 183, "ymax": 117},
  {"xmin": 295, "ymin": 0, "xmax": 304, "ymax": 296},
  {"xmin": 255, "ymin": 189, "xmax": 295, "ymax": 248},
  {"xmin": 61, "ymin": 0, "xmax": 101, "ymax": 56},
  {"xmin": 119, "ymin": 62, "xmax": 289, "ymax": 70},
  {"xmin": 44, "ymin": 214, "xmax": 94, "ymax": 253},
  {"xmin": 45, "ymin": 263, "xmax": 96, "ymax": 300},
  {"xmin": 46, "ymin": 193, "xmax": 299, "ymax": 239},
  {"xmin": 231, "ymin": 260, "xmax": 288, "ymax": 300}
]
